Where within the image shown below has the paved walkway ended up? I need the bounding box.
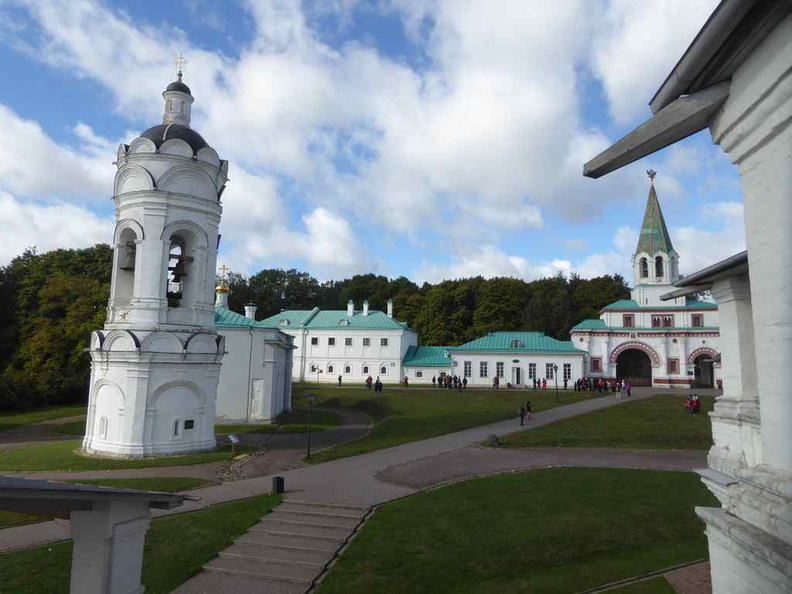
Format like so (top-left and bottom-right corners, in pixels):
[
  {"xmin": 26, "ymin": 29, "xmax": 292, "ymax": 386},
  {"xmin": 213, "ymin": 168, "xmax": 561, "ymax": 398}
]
[{"xmin": 0, "ymin": 389, "xmax": 710, "ymax": 555}]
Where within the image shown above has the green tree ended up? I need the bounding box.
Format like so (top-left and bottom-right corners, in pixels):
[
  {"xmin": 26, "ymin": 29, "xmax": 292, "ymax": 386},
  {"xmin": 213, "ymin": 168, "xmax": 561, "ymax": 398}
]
[
  {"xmin": 471, "ymin": 277, "xmax": 532, "ymax": 336},
  {"xmin": 523, "ymin": 275, "xmax": 572, "ymax": 339}
]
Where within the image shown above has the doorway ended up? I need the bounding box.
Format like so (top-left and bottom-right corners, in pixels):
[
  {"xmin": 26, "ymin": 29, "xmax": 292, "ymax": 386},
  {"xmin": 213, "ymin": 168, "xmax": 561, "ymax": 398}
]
[
  {"xmin": 511, "ymin": 367, "xmax": 522, "ymax": 386},
  {"xmin": 616, "ymin": 349, "xmax": 652, "ymax": 387},
  {"xmin": 694, "ymin": 355, "xmax": 714, "ymax": 388}
]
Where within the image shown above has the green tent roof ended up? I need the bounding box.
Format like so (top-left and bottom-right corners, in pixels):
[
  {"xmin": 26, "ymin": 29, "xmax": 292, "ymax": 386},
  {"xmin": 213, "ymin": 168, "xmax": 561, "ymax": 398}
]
[
  {"xmin": 258, "ymin": 308, "xmax": 410, "ymax": 331},
  {"xmin": 636, "ymin": 181, "xmax": 675, "ymax": 256},
  {"xmin": 402, "ymin": 346, "xmax": 453, "ymax": 367},
  {"xmin": 452, "ymin": 332, "xmax": 584, "ymax": 354}
]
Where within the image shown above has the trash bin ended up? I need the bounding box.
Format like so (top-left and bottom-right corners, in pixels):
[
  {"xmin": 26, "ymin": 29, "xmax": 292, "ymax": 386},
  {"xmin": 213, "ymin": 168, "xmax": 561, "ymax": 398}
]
[{"xmin": 272, "ymin": 476, "xmax": 285, "ymax": 494}]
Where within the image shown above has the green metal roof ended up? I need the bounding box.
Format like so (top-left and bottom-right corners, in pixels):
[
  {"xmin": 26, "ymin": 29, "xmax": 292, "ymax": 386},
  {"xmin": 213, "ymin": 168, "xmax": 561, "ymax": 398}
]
[
  {"xmin": 601, "ymin": 299, "xmax": 717, "ymax": 311},
  {"xmin": 402, "ymin": 346, "xmax": 453, "ymax": 367},
  {"xmin": 571, "ymin": 319, "xmax": 608, "ymax": 331},
  {"xmin": 452, "ymin": 332, "xmax": 584, "ymax": 354},
  {"xmin": 258, "ymin": 308, "xmax": 410, "ymax": 331},
  {"xmin": 636, "ymin": 181, "xmax": 675, "ymax": 255},
  {"xmin": 215, "ymin": 306, "xmax": 257, "ymax": 328}
]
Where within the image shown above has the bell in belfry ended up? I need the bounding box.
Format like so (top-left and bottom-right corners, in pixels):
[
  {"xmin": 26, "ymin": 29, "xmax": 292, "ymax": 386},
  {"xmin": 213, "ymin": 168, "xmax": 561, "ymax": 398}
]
[
  {"xmin": 119, "ymin": 242, "xmax": 136, "ymax": 270},
  {"xmin": 171, "ymin": 257, "xmax": 188, "ymax": 282}
]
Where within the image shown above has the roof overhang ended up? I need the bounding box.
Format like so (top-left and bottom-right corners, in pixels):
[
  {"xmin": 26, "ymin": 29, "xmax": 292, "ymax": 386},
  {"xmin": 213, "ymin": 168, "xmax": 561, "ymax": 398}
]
[
  {"xmin": 661, "ymin": 250, "xmax": 748, "ymax": 300},
  {"xmin": 583, "ymin": 0, "xmax": 791, "ymax": 179}
]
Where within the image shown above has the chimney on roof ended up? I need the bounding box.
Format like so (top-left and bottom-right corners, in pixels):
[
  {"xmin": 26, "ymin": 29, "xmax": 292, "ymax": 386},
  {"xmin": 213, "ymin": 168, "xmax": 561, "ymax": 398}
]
[
  {"xmin": 244, "ymin": 303, "xmax": 258, "ymax": 320},
  {"xmin": 363, "ymin": 300, "xmax": 369, "ymax": 316},
  {"xmin": 387, "ymin": 298, "xmax": 393, "ymax": 318},
  {"xmin": 347, "ymin": 300, "xmax": 354, "ymax": 317}
]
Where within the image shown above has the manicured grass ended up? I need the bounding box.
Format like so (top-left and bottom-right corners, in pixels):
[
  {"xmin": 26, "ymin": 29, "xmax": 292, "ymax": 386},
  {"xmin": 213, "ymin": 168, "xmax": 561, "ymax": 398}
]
[
  {"xmin": 609, "ymin": 577, "xmax": 676, "ymax": 593},
  {"xmin": 0, "ymin": 511, "xmax": 53, "ymax": 529},
  {"xmin": 294, "ymin": 385, "xmax": 597, "ymax": 463},
  {"xmin": 65, "ymin": 477, "xmax": 216, "ymax": 492},
  {"xmin": 317, "ymin": 468, "xmax": 716, "ymax": 594},
  {"xmin": 498, "ymin": 395, "xmax": 715, "ymax": 450},
  {"xmin": 0, "ymin": 440, "xmax": 252, "ymax": 472},
  {"xmin": 0, "ymin": 494, "xmax": 281, "ymax": 594},
  {"xmin": 0, "ymin": 406, "xmax": 85, "ymax": 432},
  {"xmin": 215, "ymin": 409, "xmax": 343, "ymax": 435}
]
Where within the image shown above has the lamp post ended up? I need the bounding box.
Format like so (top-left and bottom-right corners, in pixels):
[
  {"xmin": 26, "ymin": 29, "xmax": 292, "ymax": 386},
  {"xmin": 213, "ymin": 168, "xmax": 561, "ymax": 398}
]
[
  {"xmin": 553, "ymin": 364, "xmax": 559, "ymax": 404},
  {"xmin": 306, "ymin": 393, "xmax": 316, "ymax": 461}
]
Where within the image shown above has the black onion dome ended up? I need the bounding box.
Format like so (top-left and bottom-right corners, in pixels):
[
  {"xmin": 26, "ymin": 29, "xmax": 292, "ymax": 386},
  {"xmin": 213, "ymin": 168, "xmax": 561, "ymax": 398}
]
[
  {"xmin": 140, "ymin": 124, "xmax": 208, "ymax": 152},
  {"xmin": 165, "ymin": 80, "xmax": 192, "ymax": 95}
]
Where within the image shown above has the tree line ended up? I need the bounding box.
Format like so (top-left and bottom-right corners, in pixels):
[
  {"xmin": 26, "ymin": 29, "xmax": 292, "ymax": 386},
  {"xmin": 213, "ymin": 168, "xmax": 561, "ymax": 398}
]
[{"xmin": 0, "ymin": 244, "xmax": 628, "ymax": 409}]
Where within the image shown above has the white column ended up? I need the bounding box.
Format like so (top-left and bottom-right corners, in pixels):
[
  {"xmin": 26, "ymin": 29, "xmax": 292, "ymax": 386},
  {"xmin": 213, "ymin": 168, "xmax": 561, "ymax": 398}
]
[
  {"xmin": 70, "ymin": 500, "xmax": 151, "ymax": 594},
  {"xmin": 710, "ymin": 15, "xmax": 792, "ymax": 471}
]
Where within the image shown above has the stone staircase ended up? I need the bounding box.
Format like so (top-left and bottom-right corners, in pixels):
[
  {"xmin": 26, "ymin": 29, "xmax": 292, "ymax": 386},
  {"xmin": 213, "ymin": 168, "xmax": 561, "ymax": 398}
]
[{"xmin": 174, "ymin": 500, "xmax": 369, "ymax": 594}]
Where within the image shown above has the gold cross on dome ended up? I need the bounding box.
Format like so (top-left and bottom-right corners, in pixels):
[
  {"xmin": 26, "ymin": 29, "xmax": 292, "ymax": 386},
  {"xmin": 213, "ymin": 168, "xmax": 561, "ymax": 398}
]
[
  {"xmin": 174, "ymin": 53, "xmax": 187, "ymax": 75},
  {"xmin": 219, "ymin": 264, "xmax": 229, "ymax": 280}
]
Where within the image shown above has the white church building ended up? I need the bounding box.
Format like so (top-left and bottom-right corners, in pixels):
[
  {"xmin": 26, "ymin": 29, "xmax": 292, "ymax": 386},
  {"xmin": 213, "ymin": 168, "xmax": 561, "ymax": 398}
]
[{"xmin": 571, "ymin": 174, "xmax": 721, "ymax": 388}]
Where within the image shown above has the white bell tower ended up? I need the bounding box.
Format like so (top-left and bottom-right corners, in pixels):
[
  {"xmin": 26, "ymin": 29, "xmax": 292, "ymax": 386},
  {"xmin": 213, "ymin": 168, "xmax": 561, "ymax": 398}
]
[{"xmin": 83, "ymin": 66, "xmax": 229, "ymax": 458}]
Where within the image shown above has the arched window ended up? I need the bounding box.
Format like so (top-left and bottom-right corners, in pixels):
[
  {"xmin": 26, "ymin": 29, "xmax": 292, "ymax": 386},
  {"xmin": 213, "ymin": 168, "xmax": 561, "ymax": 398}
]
[
  {"xmin": 98, "ymin": 416, "xmax": 108, "ymax": 440},
  {"xmin": 640, "ymin": 258, "xmax": 648, "ymax": 278},
  {"xmin": 114, "ymin": 227, "xmax": 138, "ymax": 306},
  {"xmin": 165, "ymin": 232, "xmax": 197, "ymax": 308},
  {"xmin": 655, "ymin": 256, "xmax": 664, "ymax": 278}
]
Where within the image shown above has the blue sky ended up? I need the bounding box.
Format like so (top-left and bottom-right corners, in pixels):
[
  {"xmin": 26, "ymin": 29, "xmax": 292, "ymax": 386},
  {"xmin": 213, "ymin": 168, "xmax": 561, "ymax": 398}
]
[{"xmin": 0, "ymin": 0, "xmax": 745, "ymax": 283}]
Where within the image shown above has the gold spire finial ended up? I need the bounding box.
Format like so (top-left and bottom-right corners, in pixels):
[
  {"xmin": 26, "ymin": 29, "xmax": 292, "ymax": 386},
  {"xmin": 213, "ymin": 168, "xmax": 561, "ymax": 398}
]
[
  {"xmin": 216, "ymin": 265, "xmax": 230, "ymax": 294},
  {"xmin": 647, "ymin": 169, "xmax": 657, "ymax": 183},
  {"xmin": 174, "ymin": 53, "xmax": 187, "ymax": 80}
]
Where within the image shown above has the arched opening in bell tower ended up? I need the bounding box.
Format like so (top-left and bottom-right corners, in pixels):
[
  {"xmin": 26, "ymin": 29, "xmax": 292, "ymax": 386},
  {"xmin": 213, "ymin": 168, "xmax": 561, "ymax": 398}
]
[
  {"xmin": 655, "ymin": 256, "xmax": 664, "ymax": 279},
  {"xmin": 114, "ymin": 227, "xmax": 138, "ymax": 307},
  {"xmin": 640, "ymin": 257, "xmax": 648, "ymax": 279},
  {"xmin": 166, "ymin": 231, "xmax": 199, "ymax": 308}
]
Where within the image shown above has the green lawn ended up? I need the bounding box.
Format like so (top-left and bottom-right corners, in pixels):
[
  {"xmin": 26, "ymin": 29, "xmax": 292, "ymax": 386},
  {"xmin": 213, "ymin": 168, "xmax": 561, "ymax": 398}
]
[
  {"xmin": 0, "ymin": 494, "xmax": 281, "ymax": 594},
  {"xmin": 0, "ymin": 440, "xmax": 252, "ymax": 472},
  {"xmin": 294, "ymin": 385, "xmax": 597, "ymax": 463},
  {"xmin": 53, "ymin": 421, "xmax": 86, "ymax": 436},
  {"xmin": 498, "ymin": 395, "xmax": 715, "ymax": 450},
  {"xmin": 215, "ymin": 408, "xmax": 343, "ymax": 435},
  {"xmin": 317, "ymin": 468, "xmax": 715, "ymax": 594},
  {"xmin": 0, "ymin": 406, "xmax": 86, "ymax": 433},
  {"xmin": 0, "ymin": 511, "xmax": 53, "ymax": 530}
]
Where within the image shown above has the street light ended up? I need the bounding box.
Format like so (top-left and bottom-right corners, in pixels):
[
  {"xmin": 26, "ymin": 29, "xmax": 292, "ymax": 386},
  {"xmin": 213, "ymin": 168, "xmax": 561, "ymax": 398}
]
[
  {"xmin": 306, "ymin": 393, "xmax": 316, "ymax": 461},
  {"xmin": 553, "ymin": 364, "xmax": 559, "ymax": 404}
]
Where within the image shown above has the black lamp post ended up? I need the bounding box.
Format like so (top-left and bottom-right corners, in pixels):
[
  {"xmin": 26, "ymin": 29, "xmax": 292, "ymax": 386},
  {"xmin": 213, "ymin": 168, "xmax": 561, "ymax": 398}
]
[
  {"xmin": 306, "ymin": 393, "xmax": 316, "ymax": 460},
  {"xmin": 553, "ymin": 364, "xmax": 559, "ymax": 403}
]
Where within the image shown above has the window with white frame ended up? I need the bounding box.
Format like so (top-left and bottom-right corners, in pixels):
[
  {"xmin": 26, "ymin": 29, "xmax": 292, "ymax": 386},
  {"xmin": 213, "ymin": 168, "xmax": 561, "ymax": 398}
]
[
  {"xmin": 380, "ymin": 338, "xmax": 389, "ymax": 346},
  {"xmin": 328, "ymin": 337, "xmax": 336, "ymax": 346},
  {"xmin": 480, "ymin": 362, "xmax": 488, "ymax": 378},
  {"xmin": 344, "ymin": 365, "xmax": 352, "ymax": 374},
  {"xmin": 172, "ymin": 419, "xmax": 182, "ymax": 439},
  {"xmin": 363, "ymin": 365, "xmax": 369, "ymax": 374},
  {"xmin": 563, "ymin": 363, "xmax": 571, "ymax": 381},
  {"xmin": 528, "ymin": 363, "xmax": 536, "ymax": 379},
  {"xmin": 363, "ymin": 337, "xmax": 371, "ymax": 346},
  {"xmin": 184, "ymin": 419, "xmax": 195, "ymax": 430},
  {"xmin": 380, "ymin": 365, "xmax": 387, "ymax": 375},
  {"xmin": 464, "ymin": 361, "xmax": 472, "ymax": 377},
  {"xmin": 98, "ymin": 416, "xmax": 108, "ymax": 439},
  {"xmin": 345, "ymin": 337, "xmax": 353, "ymax": 346},
  {"xmin": 311, "ymin": 337, "xmax": 318, "ymax": 345},
  {"xmin": 328, "ymin": 364, "xmax": 334, "ymax": 373},
  {"xmin": 416, "ymin": 371, "xmax": 423, "ymax": 378},
  {"xmin": 496, "ymin": 362, "xmax": 504, "ymax": 378},
  {"xmin": 546, "ymin": 363, "xmax": 554, "ymax": 379}
]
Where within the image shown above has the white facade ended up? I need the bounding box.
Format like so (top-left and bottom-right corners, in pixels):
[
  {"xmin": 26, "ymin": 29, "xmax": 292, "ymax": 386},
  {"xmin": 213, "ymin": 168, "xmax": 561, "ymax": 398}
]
[
  {"xmin": 571, "ymin": 178, "xmax": 721, "ymax": 389},
  {"xmin": 450, "ymin": 352, "xmax": 583, "ymax": 388},
  {"xmin": 83, "ymin": 74, "xmax": 227, "ymax": 457},
  {"xmin": 260, "ymin": 300, "xmax": 418, "ymax": 384},
  {"xmin": 214, "ymin": 297, "xmax": 294, "ymax": 423}
]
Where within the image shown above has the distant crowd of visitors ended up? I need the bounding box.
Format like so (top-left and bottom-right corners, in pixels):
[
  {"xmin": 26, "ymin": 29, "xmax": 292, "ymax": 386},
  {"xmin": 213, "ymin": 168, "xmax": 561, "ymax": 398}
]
[{"xmin": 573, "ymin": 377, "xmax": 632, "ymax": 399}]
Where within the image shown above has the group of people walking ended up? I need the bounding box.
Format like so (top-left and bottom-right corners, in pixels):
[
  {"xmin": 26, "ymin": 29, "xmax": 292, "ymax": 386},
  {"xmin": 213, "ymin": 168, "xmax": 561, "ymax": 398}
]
[
  {"xmin": 685, "ymin": 394, "xmax": 702, "ymax": 414},
  {"xmin": 573, "ymin": 377, "xmax": 632, "ymax": 398},
  {"xmin": 364, "ymin": 375, "xmax": 384, "ymax": 394},
  {"xmin": 519, "ymin": 401, "xmax": 533, "ymax": 425},
  {"xmin": 431, "ymin": 375, "xmax": 468, "ymax": 391}
]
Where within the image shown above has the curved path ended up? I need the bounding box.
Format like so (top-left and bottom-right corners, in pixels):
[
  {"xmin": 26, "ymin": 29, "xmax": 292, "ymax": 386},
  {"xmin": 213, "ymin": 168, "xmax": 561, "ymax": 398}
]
[{"xmin": 0, "ymin": 389, "xmax": 714, "ymax": 554}]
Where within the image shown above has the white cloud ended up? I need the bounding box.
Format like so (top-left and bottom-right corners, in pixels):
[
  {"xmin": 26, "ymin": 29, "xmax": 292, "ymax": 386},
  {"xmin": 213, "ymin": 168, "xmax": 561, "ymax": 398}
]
[
  {"xmin": 0, "ymin": 105, "xmax": 109, "ymax": 199},
  {"xmin": 590, "ymin": 0, "xmax": 719, "ymax": 124},
  {"xmin": 0, "ymin": 192, "xmax": 112, "ymax": 264}
]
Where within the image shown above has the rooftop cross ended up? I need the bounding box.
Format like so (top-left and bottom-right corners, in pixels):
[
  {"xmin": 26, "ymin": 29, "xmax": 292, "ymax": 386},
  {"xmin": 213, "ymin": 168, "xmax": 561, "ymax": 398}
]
[
  {"xmin": 174, "ymin": 53, "xmax": 187, "ymax": 80},
  {"xmin": 647, "ymin": 169, "xmax": 657, "ymax": 183},
  {"xmin": 219, "ymin": 264, "xmax": 229, "ymax": 281}
]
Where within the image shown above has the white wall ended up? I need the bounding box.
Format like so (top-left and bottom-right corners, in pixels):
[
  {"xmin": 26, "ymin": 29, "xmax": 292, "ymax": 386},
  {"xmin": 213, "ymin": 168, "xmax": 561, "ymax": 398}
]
[
  {"xmin": 449, "ymin": 352, "xmax": 584, "ymax": 388},
  {"xmin": 403, "ymin": 366, "xmax": 453, "ymax": 383}
]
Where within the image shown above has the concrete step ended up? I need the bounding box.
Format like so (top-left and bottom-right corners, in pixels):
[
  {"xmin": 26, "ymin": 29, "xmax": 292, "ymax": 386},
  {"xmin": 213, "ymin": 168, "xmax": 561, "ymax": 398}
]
[
  {"xmin": 224, "ymin": 541, "xmax": 332, "ymax": 567},
  {"xmin": 252, "ymin": 520, "xmax": 350, "ymax": 541},
  {"xmin": 268, "ymin": 511, "xmax": 360, "ymax": 530},
  {"xmin": 237, "ymin": 531, "xmax": 341, "ymax": 553},
  {"xmin": 284, "ymin": 499, "xmax": 369, "ymax": 513},
  {"xmin": 278, "ymin": 502, "xmax": 367, "ymax": 520},
  {"xmin": 206, "ymin": 554, "xmax": 317, "ymax": 583},
  {"xmin": 172, "ymin": 570, "xmax": 307, "ymax": 594}
]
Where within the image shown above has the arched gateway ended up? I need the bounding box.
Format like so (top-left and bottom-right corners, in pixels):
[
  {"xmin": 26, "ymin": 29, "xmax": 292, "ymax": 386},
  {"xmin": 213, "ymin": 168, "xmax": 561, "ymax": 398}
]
[{"xmin": 616, "ymin": 349, "xmax": 653, "ymax": 386}]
